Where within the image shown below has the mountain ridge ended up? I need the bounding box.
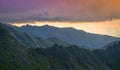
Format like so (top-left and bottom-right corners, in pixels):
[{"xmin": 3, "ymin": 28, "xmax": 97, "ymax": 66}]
[
  {"xmin": 18, "ymin": 24, "xmax": 120, "ymax": 48},
  {"xmin": 1, "ymin": 23, "xmax": 71, "ymax": 48},
  {"xmin": 0, "ymin": 23, "xmax": 120, "ymax": 70}
]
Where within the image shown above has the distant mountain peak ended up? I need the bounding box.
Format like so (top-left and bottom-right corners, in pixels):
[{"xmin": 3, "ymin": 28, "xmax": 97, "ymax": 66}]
[
  {"xmin": 103, "ymin": 40, "xmax": 120, "ymax": 49},
  {"xmin": 40, "ymin": 24, "xmax": 56, "ymax": 28},
  {"xmin": 42, "ymin": 24, "xmax": 50, "ymax": 27},
  {"xmin": 18, "ymin": 24, "xmax": 120, "ymax": 48},
  {"xmin": 22, "ymin": 24, "xmax": 32, "ymax": 27}
]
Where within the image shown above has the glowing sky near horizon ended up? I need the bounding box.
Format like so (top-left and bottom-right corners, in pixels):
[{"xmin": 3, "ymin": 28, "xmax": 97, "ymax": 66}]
[
  {"xmin": 11, "ymin": 19, "xmax": 120, "ymax": 37},
  {"xmin": 0, "ymin": 0, "xmax": 120, "ymax": 37}
]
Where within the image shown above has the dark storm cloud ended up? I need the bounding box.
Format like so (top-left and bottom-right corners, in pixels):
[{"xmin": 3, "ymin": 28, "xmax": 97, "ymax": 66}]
[{"xmin": 0, "ymin": 0, "xmax": 120, "ymax": 22}]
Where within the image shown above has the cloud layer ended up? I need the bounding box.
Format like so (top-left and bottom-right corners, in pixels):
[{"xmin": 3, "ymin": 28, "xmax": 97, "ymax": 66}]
[{"xmin": 0, "ymin": 0, "xmax": 120, "ymax": 22}]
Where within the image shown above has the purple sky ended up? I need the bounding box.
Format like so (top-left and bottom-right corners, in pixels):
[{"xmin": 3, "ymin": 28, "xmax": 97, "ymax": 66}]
[{"xmin": 0, "ymin": 0, "xmax": 120, "ymax": 22}]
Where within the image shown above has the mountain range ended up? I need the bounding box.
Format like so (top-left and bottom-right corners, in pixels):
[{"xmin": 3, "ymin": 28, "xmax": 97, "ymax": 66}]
[
  {"xmin": 0, "ymin": 23, "xmax": 120, "ymax": 70},
  {"xmin": 17, "ymin": 24, "xmax": 120, "ymax": 48},
  {"xmin": 3, "ymin": 24, "xmax": 70, "ymax": 48}
]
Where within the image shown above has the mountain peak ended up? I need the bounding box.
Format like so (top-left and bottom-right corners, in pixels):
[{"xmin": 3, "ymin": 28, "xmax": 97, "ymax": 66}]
[
  {"xmin": 40, "ymin": 24, "xmax": 55, "ymax": 28},
  {"xmin": 42, "ymin": 24, "xmax": 50, "ymax": 27},
  {"xmin": 24, "ymin": 24, "xmax": 32, "ymax": 27},
  {"xmin": 20, "ymin": 24, "xmax": 32, "ymax": 28}
]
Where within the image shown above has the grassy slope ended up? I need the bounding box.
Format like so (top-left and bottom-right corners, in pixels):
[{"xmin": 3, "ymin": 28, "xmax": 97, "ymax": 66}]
[
  {"xmin": 93, "ymin": 41, "xmax": 120, "ymax": 70},
  {"xmin": 0, "ymin": 24, "xmax": 36, "ymax": 70},
  {"xmin": 0, "ymin": 23, "xmax": 120, "ymax": 70},
  {"xmin": 0, "ymin": 24, "xmax": 106, "ymax": 70}
]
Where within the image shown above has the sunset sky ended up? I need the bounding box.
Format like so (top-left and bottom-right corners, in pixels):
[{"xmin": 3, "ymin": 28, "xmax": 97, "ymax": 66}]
[
  {"xmin": 11, "ymin": 19, "xmax": 120, "ymax": 37},
  {"xmin": 0, "ymin": 0, "xmax": 120, "ymax": 37}
]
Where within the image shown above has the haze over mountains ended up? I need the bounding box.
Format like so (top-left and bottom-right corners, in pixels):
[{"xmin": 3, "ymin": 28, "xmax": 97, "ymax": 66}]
[
  {"xmin": 2, "ymin": 24, "xmax": 70, "ymax": 48},
  {"xmin": 0, "ymin": 23, "xmax": 120, "ymax": 70},
  {"xmin": 17, "ymin": 24, "xmax": 120, "ymax": 48},
  {"xmin": 0, "ymin": 0, "xmax": 120, "ymax": 70}
]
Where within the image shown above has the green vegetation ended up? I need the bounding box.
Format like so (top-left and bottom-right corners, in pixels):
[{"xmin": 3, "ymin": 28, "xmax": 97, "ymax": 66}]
[{"xmin": 0, "ymin": 23, "xmax": 120, "ymax": 70}]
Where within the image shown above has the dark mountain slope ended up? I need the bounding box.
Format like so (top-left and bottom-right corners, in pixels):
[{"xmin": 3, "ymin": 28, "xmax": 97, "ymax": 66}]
[
  {"xmin": 0, "ymin": 23, "xmax": 35, "ymax": 70},
  {"xmin": 2, "ymin": 24, "xmax": 70, "ymax": 48},
  {"xmin": 28, "ymin": 44, "xmax": 109, "ymax": 70},
  {"xmin": 0, "ymin": 23, "xmax": 120, "ymax": 70},
  {"xmin": 93, "ymin": 41, "xmax": 120, "ymax": 70},
  {"xmin": 0, "ymin": 23, "xmax": 108, "ymax": 70}
]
